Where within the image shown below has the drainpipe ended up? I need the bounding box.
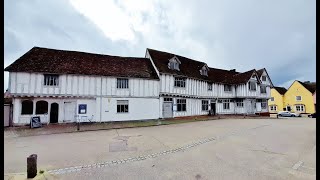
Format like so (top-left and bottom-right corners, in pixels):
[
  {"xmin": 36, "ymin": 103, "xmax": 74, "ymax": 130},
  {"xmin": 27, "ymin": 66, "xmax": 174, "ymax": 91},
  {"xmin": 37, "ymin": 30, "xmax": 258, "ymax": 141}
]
[{"xmin": 100, "ymin": 77, "xmax": 102, "ymax": 123}]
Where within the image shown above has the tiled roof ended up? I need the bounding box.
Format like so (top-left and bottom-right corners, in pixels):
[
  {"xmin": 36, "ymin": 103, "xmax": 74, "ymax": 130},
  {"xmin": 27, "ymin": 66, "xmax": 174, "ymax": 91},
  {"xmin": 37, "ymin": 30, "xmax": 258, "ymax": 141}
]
[
  {"xmin": 147, "ymin": 48, "xmax": 210, "ymax": 81},
  {"xmin": 4, "ymin": 47, "xmax": 159, "ymax": 80},
  {"xmin": 298, "ymin": 81, "xmax": 316, "ymax": 94},
  {"xmin": 147, "ymin": 48, "xmax": 260, "ymax": 85},
  {"xmin": 274, "ymin": 86, "xmax": 287, "ymax": 95}
]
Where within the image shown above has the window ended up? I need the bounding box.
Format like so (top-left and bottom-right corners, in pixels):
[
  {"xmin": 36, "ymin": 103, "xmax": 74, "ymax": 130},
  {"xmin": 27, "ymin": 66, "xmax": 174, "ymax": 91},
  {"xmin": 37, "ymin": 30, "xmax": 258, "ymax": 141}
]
[
  {"xmin": 270, "ymin": 105, "xmax": 277, "ymax": 111},
  {"xmin": 36, "ymin": 101, "xmax": 48, "ymax": 114},
  {"xmin": 296, "ymin": 96, "xmax": 302, "ymax": 101},
  {"xmin": 260, "ymin": 86, "xmax": 266, "ymax": 93},
  {"xmin": 202, "ymin": 100, "xmax": 209, "ymax": 111},
  {"xmin": 21, "ymin": 100, "xmax": 33, "ymax": 115},
  {"xmin": 208, "ymin": 83, "xmax": 212, "ymax": 91},
  {"xmin": 164, "ymin": 98, "xmax": 173, "ymax": 102},
  {"xmin": 44, "ymin": 74, "xmax": 59, "ymax": 86},
  {"xmin": 236, "ymin": 99, "xmax": 244, "ymax": 107},
  {"xmin": 200, "ymin": 69, "xmax": 208, "ymax": 76},
  {"xmin": 174, "ymin": 77, "xmax": 186, "ymax": 88},
  {"xmin": 78, "ymin": 104, "xmax": 87, "ymax": 114},
  {"xmin": 249, "ymin": 81, "xmax": 256, "ymax": 91},
  {"xmin": 169, "ymin": 62, "xmax": 179, "ymax": 70},
  {"xmin": 295, "ymin": 105, "xmax": 304, "ymax": 112},
  {"xmin": 117, "ymin": 78, "xmax": 129, "ymax": 89},
  {"xmin": 223, "ymin": 99, "xmax": 230, "ymax": 109},
  {"xmin": 168, "ymin": 57, "xmax": 180, "ymax": 71},
  {"xmin": 117, "ymin": 100, "xmax": 129, "ymax": 113},
  {"xmin": 261, "ymin": 100, "xmax": 267, "ymax": 109},
  {"xmin": 177, "ymin": 99, "xmax": 186, "ymax": 112},
  {"xmin": 270, "ymin": 97, "xmax": 274, "ymax": 101},
  {"xmin": 262, "ymin": 76, "xmax": 267, "ymax": 81},
  {"xmin": 224, "ymin": 85, "xmax": 232, "ymax": 92}
]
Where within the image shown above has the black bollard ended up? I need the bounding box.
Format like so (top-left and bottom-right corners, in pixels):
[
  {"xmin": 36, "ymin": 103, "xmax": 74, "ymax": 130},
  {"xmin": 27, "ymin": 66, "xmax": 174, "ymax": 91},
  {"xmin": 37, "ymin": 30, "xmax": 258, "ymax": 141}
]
[{"xmin": 27, "ymin": 154, "xmax": 37, "ymax": 178}]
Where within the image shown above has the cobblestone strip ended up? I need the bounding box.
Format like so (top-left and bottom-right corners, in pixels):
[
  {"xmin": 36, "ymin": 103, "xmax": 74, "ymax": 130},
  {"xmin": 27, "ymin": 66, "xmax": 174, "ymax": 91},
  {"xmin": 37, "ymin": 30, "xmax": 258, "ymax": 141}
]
[{"xmin": 48, "ymin": 124, "xmax": 270, "ymax": 175}]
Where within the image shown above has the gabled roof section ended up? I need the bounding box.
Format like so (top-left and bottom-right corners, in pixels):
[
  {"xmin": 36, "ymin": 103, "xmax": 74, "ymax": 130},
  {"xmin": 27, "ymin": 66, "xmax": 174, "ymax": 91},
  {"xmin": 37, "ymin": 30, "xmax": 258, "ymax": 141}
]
[
  {"xmin": 228, "ymin": 69, "xmax": 261, "ymax": 84},
  {"xmin": 297, "ymin": 81, "xmax": 316, "ymax": 94},
  {"xmin": 147, "ymin": 48, "xmax": 268, "ymax": 85},
  {"xmin": 273, "ymin": 86, "xmax": 287, "ymax": 95},
  {"xmin": 256, "ymin": 68, "xmax": 274, "ymax": 87},
  {"xmin": 4, "ymin": 47, "xmax": 159, "ymax": 80},
  {"xmin": 147, "ymin": 48, "xmax": 210, "ymax": 81},
  {"xmin": 169, "ymin": 56, "xmax": 181, "ymax": 64}
]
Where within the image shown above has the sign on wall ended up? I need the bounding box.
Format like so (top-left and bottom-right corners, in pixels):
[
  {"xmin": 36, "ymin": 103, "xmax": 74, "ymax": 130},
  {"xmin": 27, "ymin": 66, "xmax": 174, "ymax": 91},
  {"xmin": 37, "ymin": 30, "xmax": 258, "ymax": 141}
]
[
  {"xmin": 78, "ymin": 104, "xmax": 87, "ymax": 114},
  {"xmin": 30, "ymin": 116, "xmax": 42, "ymax": 128},
  {"xmin": 173, "ymin": 104, "xmax": 177, "ymax": 111}
]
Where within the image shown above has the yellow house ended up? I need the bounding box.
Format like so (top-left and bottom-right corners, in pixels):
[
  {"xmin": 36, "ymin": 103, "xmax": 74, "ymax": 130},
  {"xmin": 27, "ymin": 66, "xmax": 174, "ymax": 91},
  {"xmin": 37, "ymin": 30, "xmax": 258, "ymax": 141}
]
[
  {"xmin": 268, "ymin": 87, "xmax": 287, "ymax": 113},
  {"xmin": 283, "ymin": 81, "xmax": 316, "ymax": 114}
]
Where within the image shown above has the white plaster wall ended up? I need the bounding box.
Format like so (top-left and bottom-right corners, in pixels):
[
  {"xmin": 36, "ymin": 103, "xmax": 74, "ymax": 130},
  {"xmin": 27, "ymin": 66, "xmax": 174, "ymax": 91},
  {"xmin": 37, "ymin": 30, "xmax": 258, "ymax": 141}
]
[
  {"xmin": 100, "ymin": 97, "xmax": 160, "ymax": 121},
  {"xmin": 9, "ymin": 72, "xmax": 159, "ymax": 97}
]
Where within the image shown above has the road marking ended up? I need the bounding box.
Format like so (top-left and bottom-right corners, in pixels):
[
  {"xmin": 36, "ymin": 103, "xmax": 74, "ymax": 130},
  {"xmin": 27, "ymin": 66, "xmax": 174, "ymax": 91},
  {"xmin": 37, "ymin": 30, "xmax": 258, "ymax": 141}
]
[
  {"xmin": 47, "ymin": 124, "xmax": 270, "ymax": 175},
  {"xmin": 292, "ymin": 161, "xmax": 304, "ymax": 170}
]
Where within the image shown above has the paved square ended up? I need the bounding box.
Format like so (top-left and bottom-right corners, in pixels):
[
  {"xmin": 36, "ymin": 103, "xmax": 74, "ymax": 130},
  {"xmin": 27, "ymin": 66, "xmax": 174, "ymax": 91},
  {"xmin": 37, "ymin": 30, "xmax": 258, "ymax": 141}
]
[{"xmin": 4, "ymin": 118, "xmax": 316, "ymax": 180}]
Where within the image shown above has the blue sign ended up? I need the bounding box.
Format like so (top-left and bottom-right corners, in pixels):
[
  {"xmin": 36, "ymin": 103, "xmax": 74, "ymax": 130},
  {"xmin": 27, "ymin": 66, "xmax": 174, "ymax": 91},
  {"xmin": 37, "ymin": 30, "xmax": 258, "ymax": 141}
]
[{"xmin": 78, "ymin": 104, "xmax": 87, "ymax": 114}]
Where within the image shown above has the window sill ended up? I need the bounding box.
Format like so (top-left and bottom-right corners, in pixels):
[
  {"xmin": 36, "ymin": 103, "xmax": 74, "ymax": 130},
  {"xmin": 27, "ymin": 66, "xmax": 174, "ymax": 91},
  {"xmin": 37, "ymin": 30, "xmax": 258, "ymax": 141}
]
[{"xmin": 117, "ymin": 112, "xmax": 129, "ymax": 114}]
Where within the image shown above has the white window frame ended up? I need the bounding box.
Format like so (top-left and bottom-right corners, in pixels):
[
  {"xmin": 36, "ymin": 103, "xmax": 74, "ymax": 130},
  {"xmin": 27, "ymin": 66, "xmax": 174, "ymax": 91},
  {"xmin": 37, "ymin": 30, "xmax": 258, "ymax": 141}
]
[
  {"xmin": 224, "ymin": 85, "xmax": 232, "ymax": 92},
  {"xmin": 117, "ymin": 100, "xmax": 129, "ymax": 113},
  {"xmin": 261, "ymin": 75, "xmax": 267, "ymax": 81},
  {"xmin": 270, "ymin": 105, "xmax": 277, "ymax": 111},
  {"xmin": 117, "ymin": 78, "xmax": 129, "ymax": 89},
  {"xmin": 208, "ymin": 83, "xmax": 212, "ymax": 91},
  {"xmin": 174, "ymin": 77, "xmax": 186, "ymax": 88},
  {"xmin": 223, "ymin": 99, "xmax": 230, "ymax": 110},
  {"xmin": 177, "ymin": 99, "xmax": 186, "ymax": 112},
  {"xmin": 236, "ymin": 99, "xmax": 244, "ymax": 107},
  {"xmin": 260, "ymin": 85, "xmax": 267, "ymax": 94},
  {"xmin": 249, "ymin": 81, "xmax": 256, "ymax": 91},
  {"xmin": 202, "ymin": 100, "xmax": 209, "ymax": 111},
  {"xmin": 261, "ymin": 100, "xmax": 267, "ymax": 109},
  {"xmin": 296, "ymin": 96, "xmax": 302, "ymax": 101},
  {"xmin": 44, "ymin": 74, "xmax": 59, "ymax": 86},
  {"xmin": 295, "ymin": 104, "xmax": 305, "ymax": 112}
]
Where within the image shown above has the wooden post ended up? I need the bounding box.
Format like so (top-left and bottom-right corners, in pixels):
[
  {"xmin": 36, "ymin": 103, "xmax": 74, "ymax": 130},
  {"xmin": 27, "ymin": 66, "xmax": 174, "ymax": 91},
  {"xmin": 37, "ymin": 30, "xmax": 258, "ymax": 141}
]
[{"xmin": 27, "ymin": 154, "xmax": 37, "ymax": 178}]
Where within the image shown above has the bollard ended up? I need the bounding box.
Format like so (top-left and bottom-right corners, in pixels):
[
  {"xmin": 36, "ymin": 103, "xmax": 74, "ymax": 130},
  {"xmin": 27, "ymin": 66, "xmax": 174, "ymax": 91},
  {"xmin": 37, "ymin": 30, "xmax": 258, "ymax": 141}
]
[{"xmin": 27, "ymin": 154, "xmax": 37, "ymax": 178}]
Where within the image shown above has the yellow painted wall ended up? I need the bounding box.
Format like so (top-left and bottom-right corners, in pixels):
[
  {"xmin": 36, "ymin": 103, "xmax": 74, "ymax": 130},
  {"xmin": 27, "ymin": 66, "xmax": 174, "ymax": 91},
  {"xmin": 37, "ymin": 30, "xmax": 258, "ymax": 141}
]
[
  {"xmin": 284, "ymin": 81, "xmax": 315, "ymax": 114},
  {"xmin": 268, "ymin": 89, "xmax": 284, "ymax": 113}
]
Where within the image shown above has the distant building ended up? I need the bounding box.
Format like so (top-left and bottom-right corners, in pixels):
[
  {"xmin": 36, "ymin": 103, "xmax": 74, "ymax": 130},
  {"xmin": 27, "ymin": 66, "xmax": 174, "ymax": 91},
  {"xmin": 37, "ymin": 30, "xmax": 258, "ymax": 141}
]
[
  {"xmin": 269, "ymin": 81, "xmax": 316, "ymax": 115},
  {"xmin": 268, "ymin": 86, "xmax": 287, "ymax": 113}
]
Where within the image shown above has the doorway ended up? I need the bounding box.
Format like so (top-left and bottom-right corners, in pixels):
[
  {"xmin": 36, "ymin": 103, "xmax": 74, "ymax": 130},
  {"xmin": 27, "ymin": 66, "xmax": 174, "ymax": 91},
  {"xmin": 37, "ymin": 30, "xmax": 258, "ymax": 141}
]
[
  {"xmin": 210, "ymin": 102, "xmax": 216, "ymax": 115},
  {"xmin": 50, "ymin": 103, "xmax": 59, "ymax": 123},
  {"xmin": 163, "ymin": 102, "xmax": 173, "ymax": 118}
]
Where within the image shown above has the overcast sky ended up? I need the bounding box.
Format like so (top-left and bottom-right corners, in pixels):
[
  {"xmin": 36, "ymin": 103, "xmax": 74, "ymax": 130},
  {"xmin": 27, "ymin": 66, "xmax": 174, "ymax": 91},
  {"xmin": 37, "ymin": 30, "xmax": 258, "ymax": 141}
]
[{"xmin": 4, "ymin": 0, "xmax": 316, "ymax": 91}]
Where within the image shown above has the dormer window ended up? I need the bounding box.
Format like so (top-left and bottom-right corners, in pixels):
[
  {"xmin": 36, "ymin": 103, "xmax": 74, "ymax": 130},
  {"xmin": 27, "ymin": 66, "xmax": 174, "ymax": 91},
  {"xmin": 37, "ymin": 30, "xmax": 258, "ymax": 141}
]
[
  {"xmin": 168, "ymin": 56, "xmax": 181, "ymax": 71},
  {"xmin": 200, "ymin": 69, "xmax": 208, "ymax": 76},
  {"xmin": 261, "ymin": 75, "xmax": 267, "ymax": 81},
  {"xmin": 200, "ymin": 65, "xmax": 209, "ymax": 76}
]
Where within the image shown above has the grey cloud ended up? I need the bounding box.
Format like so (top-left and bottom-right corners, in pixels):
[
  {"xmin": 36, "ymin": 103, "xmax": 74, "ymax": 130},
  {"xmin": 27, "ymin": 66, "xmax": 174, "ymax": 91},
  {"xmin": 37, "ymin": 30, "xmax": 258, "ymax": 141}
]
[{"xmin": 4, "ymin": 0, "xmax": 316, "ymax": 91}]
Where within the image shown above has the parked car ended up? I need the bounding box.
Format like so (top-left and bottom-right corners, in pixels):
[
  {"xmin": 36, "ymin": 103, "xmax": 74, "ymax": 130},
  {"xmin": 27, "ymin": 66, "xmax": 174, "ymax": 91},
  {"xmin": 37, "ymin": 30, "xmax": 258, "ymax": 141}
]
[
  {"xmin": 277, "ymin": 111, "xmax": 301, "ymax": 117},
  {"xmin": 308, "ymin": 113, "xmax": 316, "ymax": 118}
]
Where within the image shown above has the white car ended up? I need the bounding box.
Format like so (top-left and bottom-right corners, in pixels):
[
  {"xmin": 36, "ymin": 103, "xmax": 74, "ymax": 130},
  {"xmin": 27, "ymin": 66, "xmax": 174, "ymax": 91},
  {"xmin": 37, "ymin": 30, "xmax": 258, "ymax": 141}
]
[{"xmin": 277, "ymin": 111, "xmax": 301, "ymax": 117}]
